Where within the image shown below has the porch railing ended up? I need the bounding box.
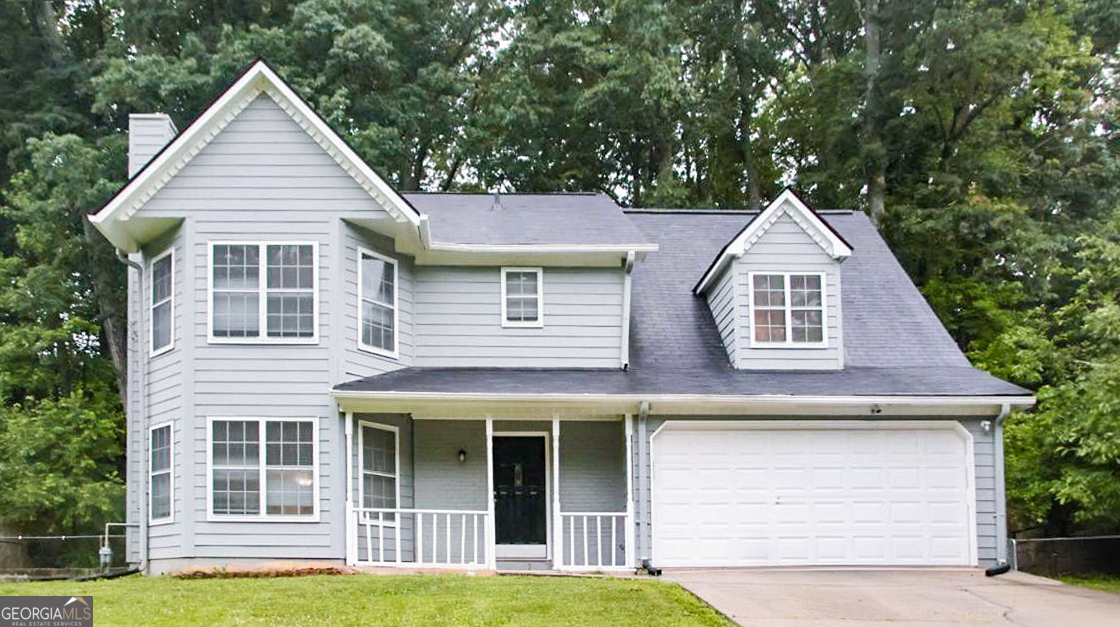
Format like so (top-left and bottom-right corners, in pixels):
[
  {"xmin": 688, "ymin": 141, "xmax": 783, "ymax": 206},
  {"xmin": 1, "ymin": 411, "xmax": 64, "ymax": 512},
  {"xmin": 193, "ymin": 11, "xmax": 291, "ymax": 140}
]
[
  {"xmin": 351, "ymin": 507, "xmax": 490, "ymax": 568},
  {"xmin": 557, "ymin": 512, "xmax": 630, "ymax": 570}
]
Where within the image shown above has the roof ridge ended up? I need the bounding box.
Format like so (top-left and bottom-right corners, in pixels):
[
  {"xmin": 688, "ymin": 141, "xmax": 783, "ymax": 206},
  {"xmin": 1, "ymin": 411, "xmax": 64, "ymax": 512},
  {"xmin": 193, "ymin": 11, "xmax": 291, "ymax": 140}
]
[{"xmin": 402, "ymin": 191, "xmax": 604, "ymax": 196}]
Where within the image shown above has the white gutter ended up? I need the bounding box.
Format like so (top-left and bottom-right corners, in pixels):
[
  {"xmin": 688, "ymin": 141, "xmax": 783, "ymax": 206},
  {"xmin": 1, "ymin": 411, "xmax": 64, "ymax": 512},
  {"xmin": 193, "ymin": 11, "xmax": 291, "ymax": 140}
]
[
  {"xmin": 115, "ymin": 249, "xmax": 148, "ymax": 573},
  {"xmin": 620, "ymin": 251, "xmax": 636, "ymax": 369},
  {"xmin": 331, "ymin": 389, "xmax": 1035, "ymax": 408},
  {"xmin": 994, "ymin": 402, "xmax": 1011, "ymax": 566},
  {"xmin": 420, "ymin": 242, "xmax": 658, "ymax": 254}
]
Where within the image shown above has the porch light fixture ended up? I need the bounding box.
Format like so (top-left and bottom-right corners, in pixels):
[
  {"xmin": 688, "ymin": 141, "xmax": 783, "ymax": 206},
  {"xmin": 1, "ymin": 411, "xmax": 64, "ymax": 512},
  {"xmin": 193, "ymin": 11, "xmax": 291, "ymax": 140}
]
[{"xmin": 457, "ymin": 449, "xmax": 467, "ymax": 463}]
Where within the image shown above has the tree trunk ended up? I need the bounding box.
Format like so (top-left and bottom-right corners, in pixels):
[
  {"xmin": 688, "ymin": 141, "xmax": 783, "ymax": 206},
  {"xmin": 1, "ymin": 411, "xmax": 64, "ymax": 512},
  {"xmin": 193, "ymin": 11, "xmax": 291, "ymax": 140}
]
[
  {"xmin": 859, "ymin": 0, "xmax": 886, "ymax": 225},
  {"xmin": 82, "ymin": 220, "xmax": 129, "ymax": 408}
]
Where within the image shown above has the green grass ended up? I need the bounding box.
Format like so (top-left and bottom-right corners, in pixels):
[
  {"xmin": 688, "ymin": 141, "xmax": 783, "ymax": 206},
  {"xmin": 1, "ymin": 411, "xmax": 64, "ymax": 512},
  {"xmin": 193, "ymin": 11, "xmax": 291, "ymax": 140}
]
[
  {"xmin": 1058, "ymin": 573, "xmax": 1120, "ymax": 595},
  {"xmin": 0, "ymin": 573, "xmax": 733, "ymax": 627}
]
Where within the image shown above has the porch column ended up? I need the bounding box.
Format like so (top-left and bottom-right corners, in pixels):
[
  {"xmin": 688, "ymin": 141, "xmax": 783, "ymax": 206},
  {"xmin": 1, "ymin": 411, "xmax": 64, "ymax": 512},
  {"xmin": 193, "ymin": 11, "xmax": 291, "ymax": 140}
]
[
  {"xmin": 485, "ymin": 417, "xmax": 496, "ymax": 570},
  {"xmin": 552, "ymin": 416, "xmax": 562, "ymax": 568},
  {"xmin": 344, "ymin": 411, "xmax": 356, "ymax": 566},
  {"xmin": 624, "ymin": 414, "xmax": 635, "ymax": 569}
]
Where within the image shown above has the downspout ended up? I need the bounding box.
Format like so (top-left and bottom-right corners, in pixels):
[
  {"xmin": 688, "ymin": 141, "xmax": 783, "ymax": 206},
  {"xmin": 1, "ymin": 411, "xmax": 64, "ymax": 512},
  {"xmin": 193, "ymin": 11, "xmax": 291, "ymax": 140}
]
[
  {"xmin": 636, "ymin": 401, "xmax": 658, "ymax": 574},
  {"xmin": 114, "ymin": 249, "xmax": 148, "ymax": 574},
  {"xmin": 987, "ymin": 402, "xmax": 1012, "ymax": 576},
  {"xmin": 620, "ymin": 251, "xmax": 635, "ymax": 370}
]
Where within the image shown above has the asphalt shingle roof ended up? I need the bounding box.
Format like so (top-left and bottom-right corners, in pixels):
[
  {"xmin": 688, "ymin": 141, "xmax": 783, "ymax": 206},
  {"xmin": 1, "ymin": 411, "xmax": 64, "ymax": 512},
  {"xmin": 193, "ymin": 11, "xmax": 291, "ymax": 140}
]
[
  {"xmin": 335, "ymin": 203, "xmax": 1031, "ymax": 398},
  {"xmin": 402, "ymin": 192, "xmax": 655, "ymax": 247}
]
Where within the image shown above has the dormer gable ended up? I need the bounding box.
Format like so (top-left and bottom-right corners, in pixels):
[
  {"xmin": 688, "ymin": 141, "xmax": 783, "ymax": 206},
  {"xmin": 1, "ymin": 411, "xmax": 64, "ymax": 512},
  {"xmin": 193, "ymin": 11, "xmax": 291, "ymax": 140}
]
[{"xmin": 696, "ymin": 189, "xmax": 852, "ymax": 371}]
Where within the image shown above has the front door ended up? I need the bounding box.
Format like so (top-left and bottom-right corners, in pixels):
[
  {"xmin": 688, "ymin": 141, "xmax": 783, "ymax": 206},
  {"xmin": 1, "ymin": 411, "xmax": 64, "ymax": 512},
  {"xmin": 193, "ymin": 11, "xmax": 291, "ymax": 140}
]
[{"xmin": 493, "ymin": 436, "xmax": 548, "ymax": 558}]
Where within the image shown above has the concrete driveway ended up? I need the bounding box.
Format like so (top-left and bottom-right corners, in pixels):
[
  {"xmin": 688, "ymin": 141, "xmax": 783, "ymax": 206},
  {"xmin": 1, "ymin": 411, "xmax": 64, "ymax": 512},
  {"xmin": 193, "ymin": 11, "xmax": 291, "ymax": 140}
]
[{"xmin": 665, "ymin": 568, "xmax": 1120, "ymax": 627}]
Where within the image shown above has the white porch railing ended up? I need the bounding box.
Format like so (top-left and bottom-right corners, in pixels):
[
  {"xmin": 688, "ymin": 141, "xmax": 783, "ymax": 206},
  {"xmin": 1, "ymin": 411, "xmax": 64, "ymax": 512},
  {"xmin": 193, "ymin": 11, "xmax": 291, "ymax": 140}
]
[
  {"xmin": 351, "ymin": 507, "xmax": 490, "ymax": 568},
  {"xmin": 556, "ymin": 512, "xmax": 630, "ymax": 570}
]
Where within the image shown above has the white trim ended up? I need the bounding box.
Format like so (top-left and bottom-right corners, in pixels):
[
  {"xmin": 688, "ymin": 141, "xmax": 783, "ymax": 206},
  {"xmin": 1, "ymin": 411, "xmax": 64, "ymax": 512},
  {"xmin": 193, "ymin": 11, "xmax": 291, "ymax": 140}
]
[
  {"xmin": 696, "ymin": 189, "xmax": 852, "ymax": 295},
  {"xmin": 149, "ymin": 248, "xmax": 175, "ymax": 357},
  {"xmin": 334, "ymin": 389, "xmax": 1035, "ymax": 408},
  {"xmin": 89, "ymin": 61, "xmax": 420, "ymax": 253},
  {"xmin": 205, "ymin": 416, "xmax": 321, "ymax": 523},
  {"xmin": 148, "ymin": 421, "xmax": 174, "ymax": 525},
  {"xmin": 358, "ymin": 420, "xmax": 401, "ymax": 527},
  {"xmin": 500, "ymin": 267, "xmax": 544, "ymax": 328},
  {"xmin": 491, "ymin": 431, "xmax": 552, "ymax": 561},
  {"xmin": 485, "ymin": 418, "xmax": 496, "ymax": 569},
  {"xmin": 648, "ymin": 419, "xmax": 978, "ymax": 567},
  {"xmin": 356, "ymin": 247, "xmax": 399, "ymax": 359},
  {"xmin": 206, "ymin": 241, "xmax": 320, "ymax": 345},
  {"xmin": 746, "ymin": 271, "xmax": 829, "ymax": 349}
]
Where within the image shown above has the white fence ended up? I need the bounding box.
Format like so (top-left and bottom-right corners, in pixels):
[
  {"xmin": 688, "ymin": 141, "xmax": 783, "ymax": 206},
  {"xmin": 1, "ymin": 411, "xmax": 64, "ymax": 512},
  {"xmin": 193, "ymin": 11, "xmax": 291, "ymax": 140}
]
[
  {"xmin": 556, "ymin": 512, "xmax": 630, "ymax": 570},
  {"xmin": 352, "ymin": 507, "xmax": 489, "ymax": 568}
]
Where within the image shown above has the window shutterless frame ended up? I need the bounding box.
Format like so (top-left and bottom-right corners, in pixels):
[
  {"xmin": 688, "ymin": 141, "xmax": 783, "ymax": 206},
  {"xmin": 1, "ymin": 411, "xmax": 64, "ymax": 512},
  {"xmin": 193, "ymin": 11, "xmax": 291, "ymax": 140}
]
[
  {"xmin": 149, "ymin": 422, "xmax": 174, "ymax": 525},
  {"xmin": 149, "ymin": 248, "xmax": 174, "ymax": 357},
  {"xmin": 205, "ymin": 416, "xmax": 320, "ymax": 522},
  {"xmin": 356, "ymin": 247, "xmax": 399, "ymax": 359},
  {"xmin": 358, "ymin": 421, "xmax": 400, "ymax": 527},
  {"xmin": 500, "ymin": 267, "xmax": 544, "ymax": 328},
  {"xmin": 747, "ymin": 271, "xmax": 829, "ymax": 349},
  {"xmin": 206, "ymin": 241, "xmax": 320, "ymax": 344}
]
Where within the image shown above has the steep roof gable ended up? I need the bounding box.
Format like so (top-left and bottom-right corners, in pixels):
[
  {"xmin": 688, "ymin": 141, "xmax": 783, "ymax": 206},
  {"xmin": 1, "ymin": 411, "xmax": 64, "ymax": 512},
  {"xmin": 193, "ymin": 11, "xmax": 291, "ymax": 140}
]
[
  {"xmin": 90, "ymin": 59, "xmax": 421, "ymax": 252},
  {"xmin": 693, "ymin": 188, "xmax": 853, "ymax": 294}
]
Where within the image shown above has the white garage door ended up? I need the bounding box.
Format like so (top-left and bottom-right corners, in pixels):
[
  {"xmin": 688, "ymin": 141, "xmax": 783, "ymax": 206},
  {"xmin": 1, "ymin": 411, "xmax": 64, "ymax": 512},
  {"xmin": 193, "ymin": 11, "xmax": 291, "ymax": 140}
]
[{"xmin": 652, "ymin": 422, "xmax": 976, "ymax": 567}]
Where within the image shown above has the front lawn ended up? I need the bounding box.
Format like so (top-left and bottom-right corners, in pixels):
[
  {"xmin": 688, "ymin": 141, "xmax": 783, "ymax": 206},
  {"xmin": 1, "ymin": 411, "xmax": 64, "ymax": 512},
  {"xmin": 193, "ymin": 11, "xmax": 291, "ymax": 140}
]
[
  {"xmin": 0, "ymin": 573, "xmax": 732, "ymax": 627},
  {"xmin": 1058, "ymin": 574, "xmax": 1120, "ymax": 595}
]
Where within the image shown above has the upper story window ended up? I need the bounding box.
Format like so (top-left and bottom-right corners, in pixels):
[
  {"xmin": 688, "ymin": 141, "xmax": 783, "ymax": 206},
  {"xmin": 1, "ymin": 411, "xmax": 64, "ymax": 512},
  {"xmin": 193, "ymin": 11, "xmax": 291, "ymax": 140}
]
[
  {"xmin": 749, "ymin": 272, "xmax": 827, "ymax": 347},
  {"xmin": 208, "ymin": 417, "xmax": 319, "ymax": 521},
  {"xmin": 501, "ymin": 267, "xmax": 543, "ymax": 327},
  {"xmin": 358, "ymin": 248, "xmax": 397, "ymax": 358},
  {"xmin": 150, "ymin": 422, "xmax": 173, "ymax": 523},
  {"xmin": 150, "ymin": 249, "xmax": 174, "ymax": 356},
  {"xmin": 208, "ymin": 242, "xmax": 318, "ymax": 344}
]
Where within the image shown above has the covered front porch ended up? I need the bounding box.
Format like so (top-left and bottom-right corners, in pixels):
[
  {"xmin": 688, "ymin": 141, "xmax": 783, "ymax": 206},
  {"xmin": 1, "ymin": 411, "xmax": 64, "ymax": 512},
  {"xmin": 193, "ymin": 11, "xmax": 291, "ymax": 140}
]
[{"xmin": 342, "ymin": 413, "xmax": 635, "ymax": 572}]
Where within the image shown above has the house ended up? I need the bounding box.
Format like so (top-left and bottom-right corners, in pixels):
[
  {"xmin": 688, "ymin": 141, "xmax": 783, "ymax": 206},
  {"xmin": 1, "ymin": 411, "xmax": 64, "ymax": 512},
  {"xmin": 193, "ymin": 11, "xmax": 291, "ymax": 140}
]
[{"xmin": 90, "ymin": 60, "xmax": 1034, "ymax": 575}]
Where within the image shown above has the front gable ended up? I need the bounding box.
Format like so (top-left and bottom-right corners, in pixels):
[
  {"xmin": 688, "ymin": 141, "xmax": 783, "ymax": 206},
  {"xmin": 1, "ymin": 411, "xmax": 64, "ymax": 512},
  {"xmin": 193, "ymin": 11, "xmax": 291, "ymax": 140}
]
[{"xmin": 90, "ymin": 60, "xmax": 421, "ymax": 253}]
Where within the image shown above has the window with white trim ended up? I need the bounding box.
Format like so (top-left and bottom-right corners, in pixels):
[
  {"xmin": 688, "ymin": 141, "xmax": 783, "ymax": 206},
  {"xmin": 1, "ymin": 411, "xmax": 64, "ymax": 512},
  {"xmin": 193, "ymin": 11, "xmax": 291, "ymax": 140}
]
[
  {"xmin": 209, "ymin": 418, "xmax": 318, "ymax": 520},
  {"xmin": 358, "ymin": 249, "xmax": 397, "ymax": 356},
  {"xmin": 209, "ymin": 243, "xmax": 317, "ymax": 342},
  {"xmin": 501, "ymin": 267, "xmax": 543, "ymax": 327},
  {"xmin": 150, "ymin": 250, "xmax": 174, "ymax": 355},
  {"xmin": 150, "ymin": 423, "xmax": 173, "ymax": 523},
  {"xmin": 360, "ymin": 423, "xmax": 398, "ymax": 523},
  {"xmin": 750, "ymin": 272, "xmax": 826, "ymax": 346}
]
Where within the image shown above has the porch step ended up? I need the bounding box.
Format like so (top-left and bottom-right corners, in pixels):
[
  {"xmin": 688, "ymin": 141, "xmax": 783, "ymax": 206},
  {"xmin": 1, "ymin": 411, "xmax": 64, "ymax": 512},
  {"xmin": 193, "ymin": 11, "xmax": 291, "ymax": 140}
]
[{"xmin": 496, "ymin": 558, "xmax": 554, "ymax": 572}]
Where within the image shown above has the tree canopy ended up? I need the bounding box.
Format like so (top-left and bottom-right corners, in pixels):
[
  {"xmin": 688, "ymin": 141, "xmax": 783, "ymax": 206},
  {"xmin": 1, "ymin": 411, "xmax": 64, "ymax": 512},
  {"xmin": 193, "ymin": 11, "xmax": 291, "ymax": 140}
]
[{"xmin": 0, "ymin": 0, "xmax": 1118, "ymax": 539}]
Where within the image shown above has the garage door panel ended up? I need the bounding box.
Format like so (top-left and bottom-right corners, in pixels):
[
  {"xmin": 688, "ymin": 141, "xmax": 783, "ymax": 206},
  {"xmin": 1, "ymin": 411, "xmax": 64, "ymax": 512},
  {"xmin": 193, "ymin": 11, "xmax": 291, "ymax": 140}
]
[{"xmin": 652, "ymin": 423, "xmax": 975, "ymax": 567}]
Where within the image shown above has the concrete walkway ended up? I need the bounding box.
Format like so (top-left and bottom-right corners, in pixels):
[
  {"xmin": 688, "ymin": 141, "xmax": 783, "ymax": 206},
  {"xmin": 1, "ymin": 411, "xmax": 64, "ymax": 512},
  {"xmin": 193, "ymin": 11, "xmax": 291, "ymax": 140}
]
[{"xmin": 665, "ymin": 568, "xmax": 1120, "ymax": 627}]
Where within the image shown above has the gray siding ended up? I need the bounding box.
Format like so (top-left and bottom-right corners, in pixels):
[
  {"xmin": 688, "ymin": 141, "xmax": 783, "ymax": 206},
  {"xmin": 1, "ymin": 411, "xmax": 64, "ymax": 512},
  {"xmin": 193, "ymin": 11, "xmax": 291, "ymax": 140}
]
[
  {"xmin": 705, "ymin": 265, "xmax": 736, "ymax": 365},
  {"xmin": 412, "ymin": 267, "xmax": 625, "ymax": 368},
  {"xmin": 128, "ymin": 114, "xmax": 176, "ymax": 177},
  {"xmin": 340, "ymin": 222, "xmax": 414, "ymax": 380},
  {"xmin": 734, "ymin": 212, "xmax": 843, "ymax": 370},
  {"xmin": 636, "ymin": 416, "xmax": 1000, "ymax": 567},
  {"xmin": 351, "ymin": 414, "xmax": 413, "ymax": 562},
  {"xmin": 134, "ymin": 94, "xmax": 408, "ymax": 565}
]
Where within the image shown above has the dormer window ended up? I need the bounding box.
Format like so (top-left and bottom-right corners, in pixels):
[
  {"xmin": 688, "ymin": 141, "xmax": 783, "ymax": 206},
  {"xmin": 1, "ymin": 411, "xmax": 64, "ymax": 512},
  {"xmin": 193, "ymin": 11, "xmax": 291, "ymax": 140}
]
[
  {"xmin": 501, "ymin": 268, "xmax": 544, "ymax": 327},
  {"xmin": 749, "ymin": 272, "xmax": 826, "ymax": 347}
]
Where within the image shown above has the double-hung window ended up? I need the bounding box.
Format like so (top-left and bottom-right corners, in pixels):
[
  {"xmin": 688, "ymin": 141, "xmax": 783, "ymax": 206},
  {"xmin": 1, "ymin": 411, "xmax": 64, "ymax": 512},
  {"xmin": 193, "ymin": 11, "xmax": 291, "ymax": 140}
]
[
  {"xmin": 209, "ymin": 418, "xmax": 319, "ymax": 521},
  {"xmin": 357, "ymin": 248, "xmax": 397, "ymax": 357},
  {"xmin": 501, "ymin": 267, "xmax": 543, "ymax": 327},
  {"xmin": 209, "ymin": 242, "xmax": 318, "ymax": 343},
  {"xmin": 150, "ymin": 249, "xmax": 174, "ymax": 356},
  {"xmin": 360, "ymin": 422, "xmax": 399, "ymax": 524},
  {"xmin": 150, "ymin": 423, "xmax": 173, "ymax": 523},
  {"xmin": 749, "ymin": 272, "xmax": 827, "ymax": 347}
]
